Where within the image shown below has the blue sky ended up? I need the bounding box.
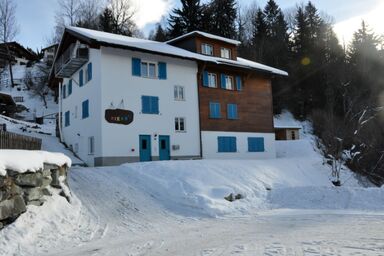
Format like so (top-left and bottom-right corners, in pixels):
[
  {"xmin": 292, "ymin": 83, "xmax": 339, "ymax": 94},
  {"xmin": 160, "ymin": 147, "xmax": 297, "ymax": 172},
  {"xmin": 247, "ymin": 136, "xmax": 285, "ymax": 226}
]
[{"xmin": 14, "ymin": 0, "xmax": 384, "ymax": 50}]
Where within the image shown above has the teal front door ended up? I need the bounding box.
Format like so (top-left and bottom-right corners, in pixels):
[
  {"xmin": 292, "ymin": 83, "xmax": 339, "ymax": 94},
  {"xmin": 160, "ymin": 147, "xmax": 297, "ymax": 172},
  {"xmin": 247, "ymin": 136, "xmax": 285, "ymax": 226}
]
[
  {"xmin": 159, "ymin": 135, "xmax": 170, "ymax": 160},
  {"xmin": 139, "ymin": 135, "xmax": 151, "ymax": 162}
]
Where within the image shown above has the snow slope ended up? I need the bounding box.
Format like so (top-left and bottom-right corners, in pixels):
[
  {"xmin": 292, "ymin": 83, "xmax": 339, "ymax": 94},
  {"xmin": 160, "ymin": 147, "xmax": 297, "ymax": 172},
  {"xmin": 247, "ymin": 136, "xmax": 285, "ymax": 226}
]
[
  {"xmin": 1, "ymin": 118, "xmax": 383, "ymax": 255},
  {"xmin": 0, "ymin": 114, "xmax": 83, "ymax": 165},
  {"xmin": 0, "ymin": 64, "xmax": 58, "ymax": 120}
]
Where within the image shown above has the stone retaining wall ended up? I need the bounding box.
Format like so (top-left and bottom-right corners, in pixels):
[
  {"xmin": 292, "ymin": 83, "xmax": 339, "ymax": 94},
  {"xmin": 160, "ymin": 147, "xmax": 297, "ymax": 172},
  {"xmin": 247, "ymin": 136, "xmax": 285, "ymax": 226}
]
[{"xmin": 0, "ymin": 163, "xmax": 69, "ymax": 230}]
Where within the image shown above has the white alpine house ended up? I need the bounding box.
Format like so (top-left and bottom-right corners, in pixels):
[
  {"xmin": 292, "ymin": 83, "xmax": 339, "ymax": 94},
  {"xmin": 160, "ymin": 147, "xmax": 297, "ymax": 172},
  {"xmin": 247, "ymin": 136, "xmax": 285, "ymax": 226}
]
[{"xmin": 52, "ymin": 27, "xmax": 287, "ymax": 166}]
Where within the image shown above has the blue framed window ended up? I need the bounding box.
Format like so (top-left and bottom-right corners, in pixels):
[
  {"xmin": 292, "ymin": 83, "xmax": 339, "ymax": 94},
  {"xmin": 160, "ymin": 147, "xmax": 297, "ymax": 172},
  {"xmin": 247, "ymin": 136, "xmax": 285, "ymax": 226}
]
[
  {"xmin": 227, "ymin": 104, "xmax": 238, "ymax": 119},
  {"xmin": 82, "ymin": 100, "xmax": 89, "ymax": 119},
  {"xmin": 248, "ymin": 137, "xmax": 265, "ymax": 152},
  {"xmin": 62, "ymin": 85, "xmax": 66, "ymax": 99},
  {"xmin": 79, "ymin": 69, "xmax": 84, "ymax": 87},
  {"xmin": 64, "ymin": 111, "xmax": 70, "ymax": 127},
  {"xmin": 141, "ymin": 96, "xmax": 159, "ymax": 114},
  {"xmin": 68, "ymin": 80, "xmax": 72, "ymax": 96},
  {"xmin": 218, "ymin": 137, "xmax": 237, "ymax": 152},
  {"xmin": 236, "ymin": 76, "xmax": 242, "ymax": 91},
  {"xmin": 209, "ymin": 102, "xmax": 221, "ymax": 119}
]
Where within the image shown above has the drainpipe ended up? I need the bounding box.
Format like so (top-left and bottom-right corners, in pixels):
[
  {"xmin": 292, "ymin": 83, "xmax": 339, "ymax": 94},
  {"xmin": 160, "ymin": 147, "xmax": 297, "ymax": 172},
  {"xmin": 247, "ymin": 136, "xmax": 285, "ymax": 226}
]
[{"xmin": 58, "ymin": 81, "xmax": 63, "ymax": 142}]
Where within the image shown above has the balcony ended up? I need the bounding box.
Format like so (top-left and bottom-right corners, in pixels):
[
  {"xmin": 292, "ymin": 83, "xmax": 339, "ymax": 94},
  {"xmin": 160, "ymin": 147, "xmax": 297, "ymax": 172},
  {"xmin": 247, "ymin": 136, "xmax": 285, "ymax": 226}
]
[{"xmin": 54, "ymin": 43, "xmax": 89, "ymax": 78}]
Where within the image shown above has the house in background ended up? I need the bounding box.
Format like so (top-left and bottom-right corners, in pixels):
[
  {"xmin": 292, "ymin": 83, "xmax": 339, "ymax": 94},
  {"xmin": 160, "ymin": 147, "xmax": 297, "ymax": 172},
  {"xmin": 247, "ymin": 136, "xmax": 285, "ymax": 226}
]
[
  {"xmin": 50, "ymin": 27, "xmax": 287, "ymax": 166},
  {"xmin": 274, "ymin": 115, "xmax": 302, "ymax": 140},
  {"xmin": 0, "ymin": 42, "xmax": 38, "ymax": 68},
  {"xmin": 41, "ymin": 44, "xmax": 58, "ymax": 65},
  {"xmin": 0, "ymin": 92, "xmax": 17, "ymax": 117}
]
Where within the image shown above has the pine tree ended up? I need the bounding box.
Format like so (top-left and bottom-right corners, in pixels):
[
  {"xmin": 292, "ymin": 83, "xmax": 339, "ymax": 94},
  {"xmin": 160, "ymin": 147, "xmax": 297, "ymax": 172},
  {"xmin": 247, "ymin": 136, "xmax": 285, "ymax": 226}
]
[
  {"xmin": 263, "ymin": 0, "xmax": 289, "ymax": 68},
  {"xmin": 207, "ymin": 0, "xmax": 237, "ymax": 38},
  {"xmin": 99, "ymin": 7, "xmax": 114, "ymax": 33},
  {"xmin": 168, "ymin": 0, "xmax": 203, "ymax": 37},
  {"xmin": 150, "ymin": 24, "xmax": 168, "ymax": 42},
  {"xmin": 251, "ymin": 8, "xmax": 267, "ymax": 62}
]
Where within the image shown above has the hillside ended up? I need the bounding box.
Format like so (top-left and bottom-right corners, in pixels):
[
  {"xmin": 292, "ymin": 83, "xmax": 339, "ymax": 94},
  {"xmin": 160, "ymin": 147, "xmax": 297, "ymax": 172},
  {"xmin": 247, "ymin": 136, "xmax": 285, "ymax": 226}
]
[
  {"xmin": 1, "ymin": 119, "xmax": 384, "ymax": 255},
  {"xmin": 0, "ymin": 63, "xmax": 57, "ymax": 121}
]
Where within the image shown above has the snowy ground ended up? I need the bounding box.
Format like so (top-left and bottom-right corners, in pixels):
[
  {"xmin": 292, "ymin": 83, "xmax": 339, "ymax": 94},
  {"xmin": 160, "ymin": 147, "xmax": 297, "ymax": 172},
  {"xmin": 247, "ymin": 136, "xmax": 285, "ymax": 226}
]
[{"xmin": 1, "ymin": 115, "xmax": 383, "ymax": 255}]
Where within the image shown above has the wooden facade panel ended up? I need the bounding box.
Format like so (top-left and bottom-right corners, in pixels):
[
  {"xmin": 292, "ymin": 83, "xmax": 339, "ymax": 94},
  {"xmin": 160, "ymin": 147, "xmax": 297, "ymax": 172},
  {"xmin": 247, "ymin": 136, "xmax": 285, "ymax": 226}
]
[
  {"xmin": 198, "ymin": 66, "xmax": 274, "ymax": 133},
  {"xmin": 168, "ymin": 35, "xmax": 238, "ymax": 60}
]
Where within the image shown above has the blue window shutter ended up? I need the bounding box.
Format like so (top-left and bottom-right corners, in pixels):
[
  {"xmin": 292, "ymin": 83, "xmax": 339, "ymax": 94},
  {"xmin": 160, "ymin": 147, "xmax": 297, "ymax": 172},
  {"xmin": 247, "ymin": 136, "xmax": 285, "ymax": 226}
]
[
  {"xmin": 218, "ymin": 137, "xmax": 225, "ymax": 152},
  {"xmin": 132, "ymin": 58, "xmax": 141, "ymax": 76},
  {"xmin": 65, "ymin": 111, "xmax": 70, "ymax": 127},
  {"xmin": 68, "ymin": 80, "xmax": 72, "ymax": 95},
  {"xmin": 236, "ymin": 76, "xmax": 242, "ymax": 91},
  {"xmin": 88, "ymin": 62, "xmax": 92, "ymax": 81},
  {"xmin": 158, "ymin": 62, "xmax": 167, "ymax": 80},
  {"xmin": 257, "ymin": 138, "xmax": 265, "ymax": 152},
  {"xmin": 221, "ymin": 74, "xmax": 226, "ymax": 89},
  {"xmin": 152, "ymin": 97, "xmax": 159, "ymax": 114},
  {"xmin": 142, "ymin": 96, "xmax": 150, "ymax": 113},
  {"xmin": 79, "ymin": 70, "xmax": 84, "ymax": 87},
  {"xmin": 62, "ymin": 85, "xmax": 66, "ymax": 98},
  {"xmin": 227, "ymin": 104, "xmax": 238, "ymax": 119},
  {"xmin": 248, "ymin": 137, "xmax": 265, "ymax": 152},
  {"xmin": 215, "ymin": 103, "xmax": 221, "ymax": 118},
  {"xmin": 209, "ymin": 102, "xmax": 214, "ymax": 118},
  {"xmin": 203, "ymin": 71, "xmax": 209, "ymax": 87},
  {"xmin": 218, "ymin": 137, "xmax": 236, "ymax": 152},
  {"xmin": 230, "ymin": 137, "xmax": 237, "ymax": 152},
  {"xmin": 210, "ymin": 102, "xmax": 221, "ymax": 118},
  {"xmin": 82, "ymin": 100, "xmax": 89, "ymax": 119}
]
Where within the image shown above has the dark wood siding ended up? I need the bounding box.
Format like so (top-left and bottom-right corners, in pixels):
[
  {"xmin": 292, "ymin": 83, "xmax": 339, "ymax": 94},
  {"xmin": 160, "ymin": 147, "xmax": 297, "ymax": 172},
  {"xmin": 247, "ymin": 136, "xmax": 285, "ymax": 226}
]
[
  {"xmin": 198, "ymin": 65, "xmax": 274, "ymax": 133},
  {"xmin": 168, "ymin": 34, "xmax": 238, "ymax": 60}
]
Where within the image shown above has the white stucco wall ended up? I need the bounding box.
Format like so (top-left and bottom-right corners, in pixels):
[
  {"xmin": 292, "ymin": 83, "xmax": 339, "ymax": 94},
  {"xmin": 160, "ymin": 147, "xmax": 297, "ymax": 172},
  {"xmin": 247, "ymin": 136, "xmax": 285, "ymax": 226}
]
[
  {"xmin": 61, "ymin": 48, "xmax": 102, "ymax": 166},
  {"xmin": 99, "ymin": 47, "xmax": 201, "ymax": 160},
  {"xmin": 201, "ymin": 131, "xmax": 276, "ymax": 159}
]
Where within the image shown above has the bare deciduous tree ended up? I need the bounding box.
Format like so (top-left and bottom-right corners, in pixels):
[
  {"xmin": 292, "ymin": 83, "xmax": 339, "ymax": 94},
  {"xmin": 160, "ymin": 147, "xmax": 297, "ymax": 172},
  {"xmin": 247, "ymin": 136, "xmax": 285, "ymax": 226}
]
[
  {"xmin": 0, "ymin": 0, "xmax": 19, "ymax": 87},
  {"xmin": 24, "ymin": 64, "xmax": 51, "ymax": 108},
  {"xmin": 77, "ymin": 0, "xmax": 103, "ymax": 29},
  {"xmin": 109, "ymin": 0, "xmax": 137, "ymax": 36},
  {"xmin": 57, "ymin": 0, "xmax": 81, "ymax": 26}
]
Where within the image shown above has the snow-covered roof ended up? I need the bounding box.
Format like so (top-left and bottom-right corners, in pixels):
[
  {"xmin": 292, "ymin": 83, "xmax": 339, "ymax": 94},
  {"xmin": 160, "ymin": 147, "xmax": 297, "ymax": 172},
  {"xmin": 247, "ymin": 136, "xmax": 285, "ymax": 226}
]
[
  {"xmin": 166, "ymin": 30, "xmax": 241, "ymax": 46},
  {"xmin": 274, "ymin": 111, "xmax": 302, "ymax": 129},
  {"xmin": 66, "ymin": 27, "xmax": 288, "ymax": 76}
]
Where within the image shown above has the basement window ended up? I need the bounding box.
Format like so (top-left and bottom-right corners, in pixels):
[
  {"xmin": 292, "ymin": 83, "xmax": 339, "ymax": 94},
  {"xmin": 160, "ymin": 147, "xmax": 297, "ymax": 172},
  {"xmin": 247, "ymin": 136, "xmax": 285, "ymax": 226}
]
[{"xmin": 88, "ymin": 136, "xmax": 95, "ymax": 155}]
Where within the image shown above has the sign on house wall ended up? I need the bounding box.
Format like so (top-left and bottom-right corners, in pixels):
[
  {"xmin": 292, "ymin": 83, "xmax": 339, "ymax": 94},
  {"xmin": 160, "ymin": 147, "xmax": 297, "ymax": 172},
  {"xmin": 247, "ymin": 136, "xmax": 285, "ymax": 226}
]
[{"xmin": 105, "ymin": 109, "xmax": 134, "ymax": 125}]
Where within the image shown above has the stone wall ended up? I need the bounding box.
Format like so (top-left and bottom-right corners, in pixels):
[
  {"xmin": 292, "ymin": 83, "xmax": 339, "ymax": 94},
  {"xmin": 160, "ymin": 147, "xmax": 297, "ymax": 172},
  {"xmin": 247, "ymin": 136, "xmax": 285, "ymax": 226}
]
[{"xmin": 0, "ymin": 163, "xmax": 69, "ymax": 230}]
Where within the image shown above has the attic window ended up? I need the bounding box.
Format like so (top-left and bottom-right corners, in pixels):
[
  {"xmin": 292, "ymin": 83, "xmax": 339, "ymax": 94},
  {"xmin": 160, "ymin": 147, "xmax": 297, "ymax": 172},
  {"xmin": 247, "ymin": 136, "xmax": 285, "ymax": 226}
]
[
  {"xmin": 201, "ymin": 43, "xmax": 213, "ymax": 56},
  {"xmin": 221, "ymin": 47, "xmax": 231, "ymax": 59}
]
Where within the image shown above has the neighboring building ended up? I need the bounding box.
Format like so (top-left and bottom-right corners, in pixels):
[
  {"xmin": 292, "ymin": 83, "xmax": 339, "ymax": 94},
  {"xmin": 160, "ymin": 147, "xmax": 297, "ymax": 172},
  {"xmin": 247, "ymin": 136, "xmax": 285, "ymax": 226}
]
[
  {"xmin": 0, "ymin": 42, "xmax": 38, "ymax": 67},
  {"xmin": 41, "ymin": 44, "xmax": 58, "ymax": 65},
  {"xmin": 274, "ymin": 116, "xmax": 302, "ymax": 140},
  {"xmin": 0, "ymin": 92, "xmax": 17, "ymax": 117},
  {"xmin": 51, "ymin": 27, "xmax": 287, "ymax": 166}
]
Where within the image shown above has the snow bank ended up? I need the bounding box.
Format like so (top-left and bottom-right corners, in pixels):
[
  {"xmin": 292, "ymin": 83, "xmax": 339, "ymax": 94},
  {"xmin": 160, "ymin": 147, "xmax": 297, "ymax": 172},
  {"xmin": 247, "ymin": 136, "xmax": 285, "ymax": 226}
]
[
  {"xmin": 0, "ymin": 150, "xmax": 71, "ymax": 176},
  {"xmin": 102, "ymin": 155, "xmax": 355, "ymax": 217},
  {"xmin": 274, "ymin": 110, "xmax": 302, "ymax": 129}
]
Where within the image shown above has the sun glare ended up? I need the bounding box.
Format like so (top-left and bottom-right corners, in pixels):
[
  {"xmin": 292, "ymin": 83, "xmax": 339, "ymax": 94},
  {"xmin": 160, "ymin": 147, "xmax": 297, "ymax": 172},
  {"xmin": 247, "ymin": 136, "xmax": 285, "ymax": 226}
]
[
  {"xmin": 334, "ymin": 2, "xmax": 384, "ymax": 45},
  {"xmin": 130, "ymin": 0, "xmax": 173, "ymax": 29}
]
